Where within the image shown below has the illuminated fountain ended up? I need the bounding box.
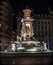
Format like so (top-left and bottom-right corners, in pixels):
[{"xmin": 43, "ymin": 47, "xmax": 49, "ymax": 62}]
[
  {"xmin": 21, "ymin": 8, "xmax": 34, "ymax": 41},
  {"xmin": 11, "ymin": 7, "xmax": 47, "ymax": 52}
]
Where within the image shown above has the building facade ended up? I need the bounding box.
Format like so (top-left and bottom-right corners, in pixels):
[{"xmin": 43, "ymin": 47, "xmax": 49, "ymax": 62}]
[
  {"xmin": 0, "ymin": 0, "xmax": 13, "ymax": 50},
  {"xmin": 34, "ymin": 8, "xmax": 53, "ymax": 49}
]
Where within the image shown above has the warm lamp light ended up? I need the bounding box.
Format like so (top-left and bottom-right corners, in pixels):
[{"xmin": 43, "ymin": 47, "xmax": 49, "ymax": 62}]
[{"xmin": 26, "ymin": 23, "xmax": 30, "ymax": 27}]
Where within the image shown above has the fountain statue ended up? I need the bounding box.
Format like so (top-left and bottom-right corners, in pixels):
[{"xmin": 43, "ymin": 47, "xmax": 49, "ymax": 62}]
[{"xmin": 11, "ymin": 7, "xmax": 47, "ymax": 52}]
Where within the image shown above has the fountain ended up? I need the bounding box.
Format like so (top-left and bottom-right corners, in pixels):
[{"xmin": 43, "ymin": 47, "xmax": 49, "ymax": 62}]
[{"xmin": 11, "ymin": 7, "xmax": 47, "ymax": 52}]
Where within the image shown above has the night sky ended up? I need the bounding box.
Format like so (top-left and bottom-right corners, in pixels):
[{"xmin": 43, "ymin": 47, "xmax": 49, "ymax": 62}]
[
  {"xmin": 10, "ymin": 0, "xmax": 53, "ymax": 13},
  {"xmin": 9, "ymin": 0, "xmax": 53, "ymax": 31}
]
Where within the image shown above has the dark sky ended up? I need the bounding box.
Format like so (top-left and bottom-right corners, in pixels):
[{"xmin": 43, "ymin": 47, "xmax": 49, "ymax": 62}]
[
  {"xmin": 10, "ymin": 0, "xmax": 53, "ymax": 31},
  {"xmin": 10, "ymin": 0, "xmax": 53, "ymax": 13}
]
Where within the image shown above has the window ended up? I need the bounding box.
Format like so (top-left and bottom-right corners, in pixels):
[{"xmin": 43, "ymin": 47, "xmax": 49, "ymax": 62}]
[
  {"xmin": 49, "ymin": 33, "xmax": 51, "ymax": 37},
  {"xmin": 45, "ymin": 26, "xmax": 47, "ymax": 30},
  {"xmin": 35, "ymin": 21, "xmax": 36, "ymax": 24},
  {"xmin": 40, "ymin": 33, "xmax": 41, "ymax": 36},
  {"xmin": 38, "ymin": 26, "xmax": 40, "ymax": 30},
  {"xmin": 48, "ymin": 26, "xmax": 50, "ymax": 30},
  {"xmin": 42, "ymin": 33, "xmax": 44, "ymax": 37},
  {"xmin": 36, "ymin": 33, "xmax": 38, "ymax": 37},
  {"xmin": 45, "ymin": 32, "xmax": 47, "ymax": 36},
  {"xmin": 35, "ymin": 33, "xmax": 37, "ymax": 37},
  {"xmin": 0, "ymin": 40, "xmax": 1, "ymax": 43},
  {"xmin": 42, "ymin": 21, "xmax": 43, "ymax": 24},
  {"xmin": 34, "ymin": 26, "xmax": 36, "ymax": 30},
  {"xmin": 45, "ymin": 21, "xmax": 47, "ymax": 24},
  {"xmin": 49, "ymin": 39, "xmax": 51, "ymax": 42},
  {"xmin": 0, "ymin": 13, "xmax": 2, "ymax": 15},
  {"xmin": 42, "ymin": 26, "xmax": 43, "ymax": 30},
  {"xmin": 37, "ymin": 21, "xmax": 40, "ymax": 24},
  {"xmin": 38, "ymin": 33, "xmax": 40, "ymax": 37},
  {"xmin": 48, "ymin": 21, "xmax": 50, "ymax": 24},
  {"xmin": 52, "ymin": 13, "xmax": 53, "ymax": 16}
]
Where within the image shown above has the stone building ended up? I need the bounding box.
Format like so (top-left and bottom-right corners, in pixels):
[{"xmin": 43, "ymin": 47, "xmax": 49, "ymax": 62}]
[{"xmin": 0, "ymin": 0, "xmax": 13, "ymax": 50}]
